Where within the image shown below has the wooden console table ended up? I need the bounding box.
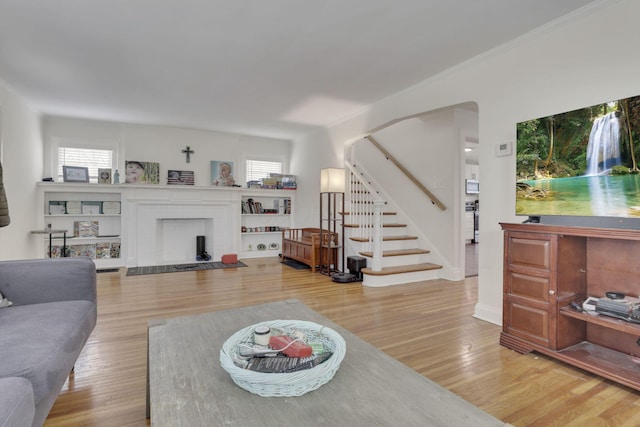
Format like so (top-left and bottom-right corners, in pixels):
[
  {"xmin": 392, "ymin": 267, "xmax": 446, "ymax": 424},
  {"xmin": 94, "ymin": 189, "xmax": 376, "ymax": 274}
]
[{"xmin": 500, "ymin": 222, "xmax": 640, "ymax": 391}]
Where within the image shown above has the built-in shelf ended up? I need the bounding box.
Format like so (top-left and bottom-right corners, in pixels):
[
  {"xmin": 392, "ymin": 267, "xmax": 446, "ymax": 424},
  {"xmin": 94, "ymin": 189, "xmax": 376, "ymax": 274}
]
[
  {"xmin": 45, "ymin": 214, "xmax": 121, "ymax": 218},
  {"xmin": 241, "ymin": 191, "xmax": 293, "ymax": 258},
  {"xmin": 241, "ymin": 231, "xmax": 282, "ymax": 235},
  {"xmin": 37, "ymin": 183, "xmax": 123, "ymax": 268}
]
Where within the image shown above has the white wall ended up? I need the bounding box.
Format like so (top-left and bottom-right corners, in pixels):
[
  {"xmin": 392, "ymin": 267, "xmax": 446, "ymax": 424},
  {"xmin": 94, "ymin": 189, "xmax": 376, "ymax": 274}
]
[
  {"xmin": 44, "ymin": 117, "xmax": 291, "ymax": 187},
  {"xmin": 0, "ymin": 80, "xmax": 43, "ymax": 260},
  {"xmin": 291, "ymin": 0, "xmax": 637, "ymax": 325},
  {"xmin": 289, "ymin": 127, "xmax": 347, "ymax": 228}
]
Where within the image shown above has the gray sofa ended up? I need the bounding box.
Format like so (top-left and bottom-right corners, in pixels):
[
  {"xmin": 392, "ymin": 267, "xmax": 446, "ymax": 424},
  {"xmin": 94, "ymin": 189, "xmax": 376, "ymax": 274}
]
[{"xmin": 0, "ymin": 257, "xmax": 97, "ymax": 427}]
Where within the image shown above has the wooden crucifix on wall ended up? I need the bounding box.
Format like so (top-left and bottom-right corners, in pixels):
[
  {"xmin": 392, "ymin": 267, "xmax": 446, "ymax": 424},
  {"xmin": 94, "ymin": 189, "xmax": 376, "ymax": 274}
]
[{"xmin": 182, "ymin": 146, "xmax": 194, "ymax": 163}]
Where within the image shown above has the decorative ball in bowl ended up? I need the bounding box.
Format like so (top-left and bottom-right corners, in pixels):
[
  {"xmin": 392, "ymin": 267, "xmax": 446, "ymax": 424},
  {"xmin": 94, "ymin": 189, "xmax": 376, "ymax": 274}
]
[{"xmin": 220, "ymin": 319, "xmax": 346, "ymax": 397}]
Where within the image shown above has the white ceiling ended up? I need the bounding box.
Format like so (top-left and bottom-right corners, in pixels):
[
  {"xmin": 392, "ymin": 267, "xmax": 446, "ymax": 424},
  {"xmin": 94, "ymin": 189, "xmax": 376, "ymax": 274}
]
[{"xmin": 0, "ymin": 0, "xmax": 598, "ymax": 141}]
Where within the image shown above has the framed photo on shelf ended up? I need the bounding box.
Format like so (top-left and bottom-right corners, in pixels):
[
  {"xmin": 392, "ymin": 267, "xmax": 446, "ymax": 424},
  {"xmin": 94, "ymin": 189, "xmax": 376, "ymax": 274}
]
[
  {"xmin": 98, "ymin": 168, "xmax": 112, "ymax": 184},
  {"xmin": 210, "ymin": 161, "xmax": 235, "ymax": 186},
  {"xmin": 167, "ymin": 170, "xmax": 194, "ymax": 185},
  {"xmin": 63, "ymin": 166, "xmax": 89, "ymax": 183},
  {"xmin": 124, "ymin": 160, "xmax": 160, "ymax": 184}
]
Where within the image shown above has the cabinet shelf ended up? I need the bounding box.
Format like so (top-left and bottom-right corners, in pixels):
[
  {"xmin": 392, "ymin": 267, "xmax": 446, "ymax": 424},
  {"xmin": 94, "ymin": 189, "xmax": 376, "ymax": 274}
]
[
  {"xmin": 560, "ymin": 306, "xmax": 640, "ymax": 336},
  {"xmin": 555, "ymin": 342, "xmax": 640, "ymax": 390}
]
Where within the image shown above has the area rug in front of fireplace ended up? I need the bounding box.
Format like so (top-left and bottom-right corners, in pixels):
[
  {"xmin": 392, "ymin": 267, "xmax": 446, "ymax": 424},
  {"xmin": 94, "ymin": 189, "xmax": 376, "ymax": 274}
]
[{"xmin": 126, "ymin": 261, "xmax": 247, "ymax": 276}]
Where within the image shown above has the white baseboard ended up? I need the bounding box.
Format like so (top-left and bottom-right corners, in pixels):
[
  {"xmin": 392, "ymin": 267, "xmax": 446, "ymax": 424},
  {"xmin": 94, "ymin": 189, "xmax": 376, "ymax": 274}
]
[{"xmin": 473, "ymin": 302, "xmax": 502, "ymax": 326}]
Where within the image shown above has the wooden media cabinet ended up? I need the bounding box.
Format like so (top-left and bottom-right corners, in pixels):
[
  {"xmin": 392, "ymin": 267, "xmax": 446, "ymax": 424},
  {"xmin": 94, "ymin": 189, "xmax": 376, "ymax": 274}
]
[{"xmin": 500, "ymin": 222, "xmax": 640, "ymax": 391}]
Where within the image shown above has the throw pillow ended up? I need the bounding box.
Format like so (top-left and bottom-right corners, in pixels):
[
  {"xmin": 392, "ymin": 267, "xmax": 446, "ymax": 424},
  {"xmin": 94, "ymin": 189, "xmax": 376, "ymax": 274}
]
[{"xmin": 0, "ymin": 290, "xmax": 12, "ymax": 308}]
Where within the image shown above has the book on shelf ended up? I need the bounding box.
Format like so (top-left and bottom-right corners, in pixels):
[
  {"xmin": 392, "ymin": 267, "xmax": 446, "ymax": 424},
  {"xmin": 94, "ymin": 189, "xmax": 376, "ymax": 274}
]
[
  {"xmin": 69, "ymin": 244, "xmax": 96, "ymax": 258},
  {"xmin": 50, "ymin": 245, "xmax": 64, "ymax": 258},
  {"xmin": 74, "ymin": 221, "xmax": 99, "ymax": 237},
  {"xmin": 102, "ymin": 201, "xmax": 121, "ymax": 214},
  {"xmin": 81, "ymin": 201, "xmax": 102, "ymax": 215},
  {"xmin": 48, "ymin": 201, "xmax": 66, "ymax": 215},
  {"xmin": 273, "ymin": 199, "xmax": 292, "ymax": 214},
  {"xmin": 260, "ymin": 178, "xmax": 278, "ymax": 189},
  {"xmin": 95, "ymin": 242, "xmax": 112, "ymax": 259},
  {"xmin": 110, "ymin": 242, "xmax": 121, "ymax": 258},
  {"xmin": 268, "ymin": 173, "xmax": 297, "ymax": 189},
  {"xmin": 66, "ymin": 201, "xmax": 82, "ymax": 214},
  {"xmin": 243, "ymin": 198, "xmax": 265, "ymax": 214},
  {"xmin": 48, "ymin": 241, "xmax": 120, "ymax": 260}
]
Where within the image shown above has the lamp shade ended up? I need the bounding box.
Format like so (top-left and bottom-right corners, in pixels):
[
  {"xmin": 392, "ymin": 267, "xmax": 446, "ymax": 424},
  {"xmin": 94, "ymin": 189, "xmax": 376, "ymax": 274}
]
[{"xmin": 320, "ymin": 168, "xmax": 345, "ymax": 193}]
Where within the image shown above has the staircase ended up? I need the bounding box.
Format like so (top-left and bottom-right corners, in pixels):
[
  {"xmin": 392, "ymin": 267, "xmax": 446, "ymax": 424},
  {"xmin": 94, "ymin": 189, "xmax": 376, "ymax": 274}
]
[{"xmin": 344, "ymin": 165, "xmax": 442, "ymax": 287}]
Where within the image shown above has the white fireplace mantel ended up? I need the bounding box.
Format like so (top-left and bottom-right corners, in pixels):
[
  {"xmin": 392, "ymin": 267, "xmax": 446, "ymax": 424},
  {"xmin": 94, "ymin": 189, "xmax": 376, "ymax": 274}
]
[{"xmin": 122, "ymin": 185, "xmax": 241, "ymax": 267}]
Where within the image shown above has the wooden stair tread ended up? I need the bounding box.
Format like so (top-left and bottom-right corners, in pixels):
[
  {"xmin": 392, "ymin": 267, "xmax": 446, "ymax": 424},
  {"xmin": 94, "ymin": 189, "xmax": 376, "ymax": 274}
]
[
  {"xmin": 344, "ymin": 223, "xmax": 406, "ymax": 228},
  {"xmin": 361, "ymin": 263, "xmax": 443, "ymax": 276},
  {"xmin": 359, "ymin": 249, "xmax": 430, "ymax": 257},
  {"xmin": 349, "ymin": 235, "xmax": 418, "ymax": 242},
  {"xmin": 340, "ymin": 211, "xmax": 397, "ymax": 216},
  {"xmin": 350, "ymin": 201, "xmax": 387, "ymax": 204}
]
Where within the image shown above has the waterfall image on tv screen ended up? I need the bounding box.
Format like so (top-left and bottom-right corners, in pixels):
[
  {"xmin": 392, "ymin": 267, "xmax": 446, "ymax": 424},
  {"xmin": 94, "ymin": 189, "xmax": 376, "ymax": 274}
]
[{"xmin": 516, "ymin": 94, "xmax": 640, "ymax": 218}]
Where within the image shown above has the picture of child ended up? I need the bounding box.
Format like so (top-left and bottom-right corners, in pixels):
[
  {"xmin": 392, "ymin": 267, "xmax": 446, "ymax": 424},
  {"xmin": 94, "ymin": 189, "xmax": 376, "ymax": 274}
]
[
  {"xmin": 125, "ymin": 161, "xmax": 145, "ymax": 183},
  {"xmin": 124, "ymin": 161, "xmax": 160, "ymax": 184},
  {"xmin": 211, "ymin": 161, "xmax": 235, "ymax": 186}
]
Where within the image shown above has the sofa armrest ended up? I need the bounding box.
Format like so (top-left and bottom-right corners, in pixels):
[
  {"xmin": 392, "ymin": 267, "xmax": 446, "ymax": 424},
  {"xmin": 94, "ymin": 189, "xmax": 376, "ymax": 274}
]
[
  {"xmin": 0, "ymin": 257, "xmax": 96, "ymax": 306},
  {"xmin": 0, "ymin": 377, "xmax": 35, "ymax": 427}
]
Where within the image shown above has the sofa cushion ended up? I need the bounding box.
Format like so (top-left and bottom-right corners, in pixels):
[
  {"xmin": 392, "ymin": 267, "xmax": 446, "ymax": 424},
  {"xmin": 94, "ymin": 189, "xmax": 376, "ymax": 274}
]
[
  {"xmin": 0, "ymin": 300, "xmax": 96, "ymax": 405},
  {"xmin": 0, "ymin": 377, "xmax": 35, "ymax": 427},
  {"xmin": 0, "ymin": 289, "xmax": 11, "ymax": 308}
]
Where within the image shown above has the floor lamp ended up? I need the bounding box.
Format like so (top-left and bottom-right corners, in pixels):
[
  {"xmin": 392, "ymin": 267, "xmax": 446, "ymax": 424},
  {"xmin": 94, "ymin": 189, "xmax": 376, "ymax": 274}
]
[{"xmin": 319, "ymin": 168, "xmax": 355, "ymax": 282}]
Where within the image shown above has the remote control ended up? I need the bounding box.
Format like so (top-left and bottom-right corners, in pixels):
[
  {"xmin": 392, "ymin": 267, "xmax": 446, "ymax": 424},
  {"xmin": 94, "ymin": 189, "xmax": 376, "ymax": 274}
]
[{"xmin": 570, "ymin": 301, "xmax": 584, "ymax": 312}]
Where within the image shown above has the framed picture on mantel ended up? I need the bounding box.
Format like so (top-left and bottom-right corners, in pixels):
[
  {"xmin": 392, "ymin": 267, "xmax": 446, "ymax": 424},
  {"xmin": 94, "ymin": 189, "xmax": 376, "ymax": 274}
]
[{"xmin": 63, "ymin": 166, "xmax": 89, "ymax": 183}]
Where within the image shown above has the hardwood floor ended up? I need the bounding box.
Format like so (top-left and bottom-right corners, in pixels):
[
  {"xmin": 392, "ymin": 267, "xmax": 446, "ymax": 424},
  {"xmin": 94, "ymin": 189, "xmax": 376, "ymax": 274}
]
[{"xmin": 45, "ymin": 257, "xmax": 640, "ymax": 426}]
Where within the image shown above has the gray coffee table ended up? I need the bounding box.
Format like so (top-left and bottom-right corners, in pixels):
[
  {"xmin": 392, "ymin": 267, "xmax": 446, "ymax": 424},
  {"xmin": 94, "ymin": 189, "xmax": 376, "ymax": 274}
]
[{"xmin": 147, "ymin": 299, "xmax": 510, "ymax": 427}]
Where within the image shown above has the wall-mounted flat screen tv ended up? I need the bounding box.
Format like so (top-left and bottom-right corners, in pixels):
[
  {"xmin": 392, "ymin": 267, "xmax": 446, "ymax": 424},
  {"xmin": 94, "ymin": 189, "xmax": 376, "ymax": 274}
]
[{"xmin": 516, "ymin": 94, "xmax": 640, "ymax": 219}]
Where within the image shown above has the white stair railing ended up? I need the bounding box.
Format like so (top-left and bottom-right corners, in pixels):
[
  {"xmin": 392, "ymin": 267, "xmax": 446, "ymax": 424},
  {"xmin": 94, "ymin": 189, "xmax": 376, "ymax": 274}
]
[{"xmin": 345, "ymin": 162, "xmax": 385, "ymax": 272}]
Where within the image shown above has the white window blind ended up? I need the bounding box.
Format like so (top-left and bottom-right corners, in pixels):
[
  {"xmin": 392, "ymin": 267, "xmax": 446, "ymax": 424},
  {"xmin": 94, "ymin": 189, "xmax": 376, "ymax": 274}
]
[
  {"xmin": 58, "ymin": 147, "xmax": 112, "ymax": 183},
  {"xmin": 246, "ymin": 160, "xmax": 282, "ymax": 182}
]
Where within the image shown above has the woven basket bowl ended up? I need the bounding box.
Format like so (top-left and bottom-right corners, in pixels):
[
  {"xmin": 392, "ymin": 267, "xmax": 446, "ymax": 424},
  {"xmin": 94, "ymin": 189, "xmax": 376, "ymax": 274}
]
[{"xmin": 220, "ymin": 319, "xmax": 346, "ymax": 397}]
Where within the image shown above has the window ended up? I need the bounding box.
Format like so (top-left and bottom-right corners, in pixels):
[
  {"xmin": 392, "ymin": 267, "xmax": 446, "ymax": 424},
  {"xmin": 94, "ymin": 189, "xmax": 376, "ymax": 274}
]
[
  {"xmin": 246, "ymin": 159, "xmax": 282, "ymax": 183},
  {"xmin": 58, "ymin": 147, "xmax": 113, "ymax": 183}
]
